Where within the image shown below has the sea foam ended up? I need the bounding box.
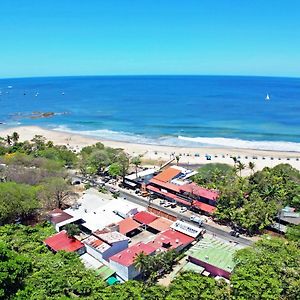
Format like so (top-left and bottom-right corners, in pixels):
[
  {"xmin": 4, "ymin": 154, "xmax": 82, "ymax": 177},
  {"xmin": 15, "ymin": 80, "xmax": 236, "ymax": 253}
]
[
  {"xmin": 178, "ymin": 136, "xmax": 300, "ymax": 152},
  {"xmin": 52, "ymin": 125, "xmax": 300, "ymax": 152}
]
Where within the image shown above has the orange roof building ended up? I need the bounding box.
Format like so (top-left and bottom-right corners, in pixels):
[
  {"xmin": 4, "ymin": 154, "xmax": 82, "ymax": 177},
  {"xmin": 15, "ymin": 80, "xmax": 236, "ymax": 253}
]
[
  {"xmin": 147, "ymin": 217, "xmax": 173, "ymax": 233},
  {"xmin": 152, "ymin": 167, "xmax": 181, "ymax": 182},
  {"xmin": 117, "ymin": 218, "xmax": 141, "ymax": 236}
]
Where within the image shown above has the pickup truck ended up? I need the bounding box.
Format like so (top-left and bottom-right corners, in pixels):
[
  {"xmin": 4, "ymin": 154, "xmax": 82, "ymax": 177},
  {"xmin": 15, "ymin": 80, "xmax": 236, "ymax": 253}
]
[{"xmin": 190, "ymin": 215, "xmax": 204, "ymax": 226}]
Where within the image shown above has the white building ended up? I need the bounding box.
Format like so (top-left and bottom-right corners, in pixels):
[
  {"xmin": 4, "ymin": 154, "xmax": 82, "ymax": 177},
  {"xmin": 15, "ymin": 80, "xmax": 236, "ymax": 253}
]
[
  {"xmin": 83, "ymin": 231, "xmax": 129, "ymax": 262},
  {"xmin": 109, "ymin": 242, "xmax": 156, "ymax": 281}
]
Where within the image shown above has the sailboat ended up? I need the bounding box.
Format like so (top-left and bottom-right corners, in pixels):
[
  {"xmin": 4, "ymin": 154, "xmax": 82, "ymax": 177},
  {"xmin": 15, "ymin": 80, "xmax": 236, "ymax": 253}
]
[{"xmin": 265, "ymin": 93, "xmax": 270, "ymax": 101}]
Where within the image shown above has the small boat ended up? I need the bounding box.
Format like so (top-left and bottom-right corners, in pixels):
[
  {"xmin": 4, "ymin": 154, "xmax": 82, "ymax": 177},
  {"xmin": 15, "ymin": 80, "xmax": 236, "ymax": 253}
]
[{"xmin": 265, "ymin": 93, "xmax": 270, "ymax": 100}]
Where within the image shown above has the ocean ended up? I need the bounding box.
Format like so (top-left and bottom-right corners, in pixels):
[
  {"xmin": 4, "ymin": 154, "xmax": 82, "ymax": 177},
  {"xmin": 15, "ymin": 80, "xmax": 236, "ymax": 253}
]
[{"xmin": 0, "ymin": 75, "xmax": 299, "ymax": 151}]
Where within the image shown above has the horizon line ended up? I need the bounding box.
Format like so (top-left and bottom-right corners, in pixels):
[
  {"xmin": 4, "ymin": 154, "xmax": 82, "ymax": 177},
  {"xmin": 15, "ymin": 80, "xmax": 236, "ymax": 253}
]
[{"xmin": 1, "ymin": 73, "xmax": 300, "ymax": 80}]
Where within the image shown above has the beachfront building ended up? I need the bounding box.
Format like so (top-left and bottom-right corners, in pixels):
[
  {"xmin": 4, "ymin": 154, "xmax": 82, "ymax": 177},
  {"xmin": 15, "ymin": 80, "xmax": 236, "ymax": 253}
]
[
  {"xmin": 124, "ymin": 168, "xmax": 158, "ymax": 189},
  {"xmin": 44, "ymin": 230, "xmax": 86, "ymax": 255},
  {"xmin": 109, "ymin": 242, "xmax": 156, "ymax": 281},
  {"xmin": 83, "ymin": 230, "xmax": 129, "ymax": 262},
  {"xmin": 187, "ymin": 235, "xmax": 241, "ymax": 279},
  {"xmin": 147, "ymin": 166, "xmax": 218, "ymax": 214}
]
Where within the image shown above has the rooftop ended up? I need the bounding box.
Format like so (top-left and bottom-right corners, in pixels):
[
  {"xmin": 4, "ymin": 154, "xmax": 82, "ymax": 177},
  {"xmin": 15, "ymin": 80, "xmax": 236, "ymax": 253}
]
[
  {"xmin": 171, "ymin": 220, "xmax": 202, "ymax": 238},
  {"xmin": 188, "ymin": 236, "xmax": 239, "ymax": 273},
  {"xmin": 110, "ymin": 242, "xmax": 156, "ymax": 267},
  {"xmin": 153, "ymin": 167, "xmax": 181, "ymax": 183},
  {"xmin": 44, "ymin": 230, "xmax": 84, "ymax": 253},
  {"xmin": 149, "ymin": 178, "xmax": 181, "ymax": 192},
  {"xmin": 48, "ymin": 208, "xmax": 73, "ymax": 225},
  {"xmin": 117, "ymin": 218, "xmax": 141, "ymax": 235},
  {"xmin": 133, "ymin": 211, "xmax": 158, "ymax": 225},
  {"xmin": 147, "ymin": 217, "xmax": 173, "ymax": 232},
  {"xmin": 180, "ymin": 183, "xmax": 219, "ymax": 201},
  {"xmin": 83, "ymin": 235, "xmax": 111, "ymax": 253},
  {"xmin": 94, "ymin": 230, "xmax": 129, "ymax": 244},
  {"xmin": 96, "ymin": 265, "xmax": 116, "ymax": 280},
  {"xmin": 148, "ymin": 229, "xmax": 194, "ymax": 251},
  {"xmin": 80, "ymin": 253, "xmax": 104, "ymax": 269},
  {"xmin": 126, "ymin": 168, "xmax": 158, "ymax": 181},
  {"xmin": 192, "ymin": 201, "xmax": 216, "ymax": 214}
]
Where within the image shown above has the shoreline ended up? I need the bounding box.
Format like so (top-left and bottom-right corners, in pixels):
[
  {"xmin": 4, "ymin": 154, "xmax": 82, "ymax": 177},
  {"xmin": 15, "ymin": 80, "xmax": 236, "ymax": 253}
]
[{"xmin": 0, "ymin": 125, "xmax": 300, "ymax": 173}]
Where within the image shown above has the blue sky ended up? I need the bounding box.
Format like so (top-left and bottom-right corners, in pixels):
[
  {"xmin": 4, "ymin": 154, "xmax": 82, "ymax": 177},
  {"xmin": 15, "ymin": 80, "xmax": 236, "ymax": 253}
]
[{"xmin": 1, "ymin": 1, "xmax": 300, "ymax": 78}]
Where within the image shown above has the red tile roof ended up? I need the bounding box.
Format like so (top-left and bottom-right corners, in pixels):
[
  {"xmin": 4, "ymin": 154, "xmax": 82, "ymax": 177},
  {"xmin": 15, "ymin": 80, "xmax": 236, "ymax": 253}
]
[
  {"xmin": 153, "ymin": 167, "xmax": 181, "ymax": 182},
  {"xmin": 48, "ymin": 208, "xmax": 73, "ymax": 225},
  {"xmin": 148, "ymin": 178, "xmax": 181, "ymax": 192},
  {"xmin": 117, "ymin": 218, "xmax": 141, "ymax": 235},
  {"xmin": 147, "ymin": 217, "xmax": 173, "ymax": 232},
  {"xmin": 192, "ymin": 201, "xmax": 216, "ymax": 214},
  {"xmin": 44, "ymin": 230, "xmax": 84, "ymax": 253},
  {"xmin": 110, "ymin": 242, "xmax": 156, "ymax": 267},
  {"xmin": 180, "ymin": 183, "xmax": 219, "ymax": 201},
  {"xmin": 133, "ymin": 211, "xmax": 158, "ymax": 225}
]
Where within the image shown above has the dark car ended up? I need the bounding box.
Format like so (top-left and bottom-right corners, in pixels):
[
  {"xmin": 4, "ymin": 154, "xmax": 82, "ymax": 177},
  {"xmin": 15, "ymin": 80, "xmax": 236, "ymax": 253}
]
[{"xmin": 230, "ymin": 230, "xmax": 240, "ymax": 238}]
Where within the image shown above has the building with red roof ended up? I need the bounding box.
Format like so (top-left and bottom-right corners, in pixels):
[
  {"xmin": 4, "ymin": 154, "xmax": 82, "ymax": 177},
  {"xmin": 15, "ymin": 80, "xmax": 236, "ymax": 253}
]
[
  {"xmin": 147, "ymin": 217, "xmax": 173, "ymax": 233},
  {"xmin": 133, "ymin": 211, "xmax": 158, "ymax": 225},
  {"xmin": 147, "ymin": 169, "xmax": 219, "ymax": 215},
  {"xmin": 109, "ymin": 242, "xmax": 156, "ymax": 280},
  {"xmin": 44, "ymin": 230, "xmax": 85, "ymax": 254},
  {"xmin": 153, "ymin": 167, "xmax": 181, "ymax": 182},
  {"xmin": 117, "ymin": 218, "xmax": 141, "ymax": 236},
  {"xmin": 180, "ymin": 182, "xmax": 219, "ymax": 204},
  {"xmin": 147, "ymin": 229, "xmax": 194, "ymax": 252}
]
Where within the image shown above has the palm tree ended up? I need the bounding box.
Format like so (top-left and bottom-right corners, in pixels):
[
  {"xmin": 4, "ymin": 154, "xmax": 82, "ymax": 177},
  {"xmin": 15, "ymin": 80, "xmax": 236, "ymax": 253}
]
[
  {"xmin": 5, "ymin": 135, "xmax": 12, "ymax": 146},
  {"xmin": 131, "ymin": 155, "xmax": 142, "ymax": 178},
  {"xmin": 11, "ymin": 132, "xmax": 19, "ymax": 145},
  {"xmin": 237, "ymin": 161, "xmax": 246, "ymax": 177},
  {"xmin": 248, "ymin": 161, "xmax": 255, "ymax": 175},
  {"xmin": 134, "ymin": 252, "xmax": 148, "ymax": 279},
  {"xmin": 232, "ymin": 156, "xmax": 238, "ymax": 165}
]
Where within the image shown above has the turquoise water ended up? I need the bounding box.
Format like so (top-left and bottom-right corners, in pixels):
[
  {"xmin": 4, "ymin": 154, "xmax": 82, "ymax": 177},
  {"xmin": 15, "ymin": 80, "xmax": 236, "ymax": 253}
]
[{"xmin": 0, "ymin": 75, "xmax": 299, "ymax": 151}]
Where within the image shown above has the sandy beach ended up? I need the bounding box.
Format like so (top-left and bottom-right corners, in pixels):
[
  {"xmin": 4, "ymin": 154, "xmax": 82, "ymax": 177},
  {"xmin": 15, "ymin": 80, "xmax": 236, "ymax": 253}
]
[{"xmin": 0, "ymin": 125, "xmax": 300, "ymax": 174}]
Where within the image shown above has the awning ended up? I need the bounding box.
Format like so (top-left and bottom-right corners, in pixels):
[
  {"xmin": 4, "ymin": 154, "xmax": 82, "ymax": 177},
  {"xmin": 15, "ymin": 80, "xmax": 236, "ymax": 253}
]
[{"xmin": 106, "ymin": 276, "xmax": 120, "ymax": 285}]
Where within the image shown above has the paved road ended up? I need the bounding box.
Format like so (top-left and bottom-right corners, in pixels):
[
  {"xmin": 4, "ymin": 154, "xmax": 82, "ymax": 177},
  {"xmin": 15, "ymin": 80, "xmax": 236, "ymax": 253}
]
[
  {"xmin": 119, "ymin": 189, "xmax": 254, "ymax": 247},
  {"xmin": 77, "ymin": 175, "xmax": 253, "ymax": 247}
]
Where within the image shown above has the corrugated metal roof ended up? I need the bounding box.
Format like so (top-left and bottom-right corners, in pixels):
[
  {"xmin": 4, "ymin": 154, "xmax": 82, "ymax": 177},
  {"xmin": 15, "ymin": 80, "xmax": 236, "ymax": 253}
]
[
  {"xmin": 117, "ymin": 218, "xmax": 141, "ymax": 235},
  {"xmin": 192, "ymin": 201, "xmax": 216, "ymax": 214},
  {"xmin": 44, "ymin": 230, "xmax": 84, "ymax": 252},
  {"xmin": 110, "ymin": 242, "xmax": 156, "ymax": 267},
  {"xmin": 180, "ymin": 183, "xmax": 219, "ymax": 201},
  {"xmin": 133, "ymin": 211, "xmax": 158, "ymax": 225},
  {"xmin": 153, "ymin": 167, "xmax": 181, "ymax": 182},
  {"xmin": 147, "ymin": 217, "xmax": 172, "ymax": 232},
  {"xmin": 48, "ymin": 208, "xmax": 73, "ymax": 225}
]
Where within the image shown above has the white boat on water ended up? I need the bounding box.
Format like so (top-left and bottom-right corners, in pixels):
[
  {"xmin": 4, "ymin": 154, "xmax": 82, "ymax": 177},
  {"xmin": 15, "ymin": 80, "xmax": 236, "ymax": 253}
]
[{"xmin": 265, "ymin": 93, "xmax": 270, "ymax": 100}]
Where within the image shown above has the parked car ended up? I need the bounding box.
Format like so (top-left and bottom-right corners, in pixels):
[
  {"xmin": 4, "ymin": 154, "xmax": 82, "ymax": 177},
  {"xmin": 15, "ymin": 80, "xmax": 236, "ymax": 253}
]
[
  {"xmin": 180, "ymin": 207, "xmax": 187, "ymax": 213},
  {"xmin": 164, "ymin": 202, "xmax": 172, "ymax": 208},
  {"xmin": 190, "ymin": 215, "xmax": 204, "ymax": 226},
  {"xmin": 230, "ymin": 230, "xmax": 240, "ymax": 238},
  {"xmin": 159, "ymin": 199, "xmax": 165, "ymax": 205},
  {"xmin": 170, "ymin": 203, "xmax": 177, "ymax": 208}
]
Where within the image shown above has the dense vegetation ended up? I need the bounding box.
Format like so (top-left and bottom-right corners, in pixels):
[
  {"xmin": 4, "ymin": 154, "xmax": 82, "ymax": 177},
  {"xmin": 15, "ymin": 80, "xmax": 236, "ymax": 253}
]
[
  {"xmin": 1, "ymin": 133, "xmax": 300, "ymax": 299},
  {"xmin": 1, "ymin": 223, "xmax": 299, "ymax": 299},
  {"xmin": 193, "ymin": 163, "xmax": 300, "ymax": 235}
]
